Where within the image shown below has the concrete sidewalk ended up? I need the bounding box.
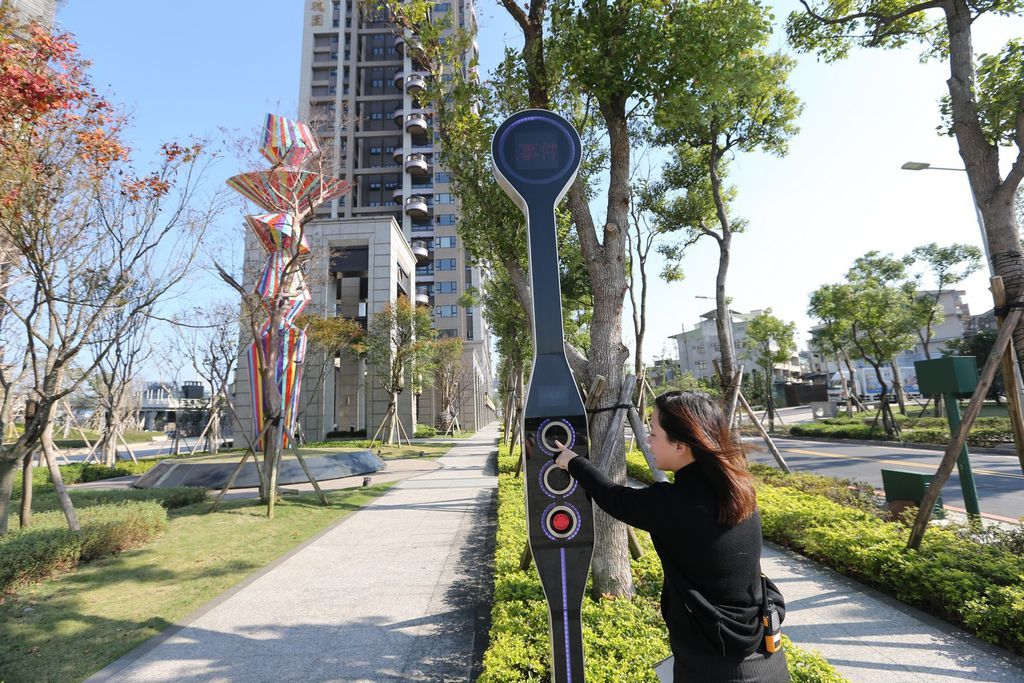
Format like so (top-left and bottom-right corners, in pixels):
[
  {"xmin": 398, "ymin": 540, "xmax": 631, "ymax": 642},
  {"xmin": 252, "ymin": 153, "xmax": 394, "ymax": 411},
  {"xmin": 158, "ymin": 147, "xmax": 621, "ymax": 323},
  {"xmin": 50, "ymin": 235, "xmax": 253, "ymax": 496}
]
[
  {"xmin": 763, "ymin": 543, "xmax": 1024, "ymax": 682},
  {"xmin": 87, "ymin": 424, "xmax": 501, "ymax": 683}
]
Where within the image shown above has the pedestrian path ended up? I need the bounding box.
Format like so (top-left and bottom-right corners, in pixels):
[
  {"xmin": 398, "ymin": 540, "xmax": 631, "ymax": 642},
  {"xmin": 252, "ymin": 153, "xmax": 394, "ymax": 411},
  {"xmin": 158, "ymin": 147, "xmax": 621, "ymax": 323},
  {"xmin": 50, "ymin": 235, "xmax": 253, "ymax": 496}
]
[
  {"xmin": 762, "ymin": 542, "xmax": 1024, "ymax": 682},
  {"xmin": 87, "ymin": 424, "xmax": 501, "ymax": 683}
]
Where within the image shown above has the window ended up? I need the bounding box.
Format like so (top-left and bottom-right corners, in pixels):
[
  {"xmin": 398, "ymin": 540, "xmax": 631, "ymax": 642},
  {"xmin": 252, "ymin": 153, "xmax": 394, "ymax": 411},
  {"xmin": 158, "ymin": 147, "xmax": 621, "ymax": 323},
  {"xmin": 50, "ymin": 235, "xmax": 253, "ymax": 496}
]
[
  {"xmin": 370, "ymin": 112, "xmax": 383, "ymax": 120},
  {"xmin": 372, "ymin": 47, "xmax": 384, "ymax": 55},
  {"xmin": 436, "ymin": 281, "xmax": 457, "ymax": 293},
  {"xmin": 434, "ymin": 305, "xmax": 457, "ymax": 317},
  {"xmin": 368, "ymin": 201, "xmax": 381, "ymax": 207},
  {"xmin": 435, "ymin": 172, "xmax": 451, "ymax": 183},
  {"xmin": 368, "ymin": 182, "xmax": 381, "ymax": 190},
  {"xmin": 434, "ymin": 236, "xmax": 456, "ymax": 249},
  {"xmin": 435, "ymin": 214, "xmax": 457, "ymax": 225},
  {"xmin": 384, "ymin": 145, "xmax": 395, "ymax": 153},
  {"xmin": 436, "ymin": 258, "xmax": 457, "ymax": 271},
  {"xmin": 416, "ymin": 263, "xmax": 434, "ymax": 275},
  {"xmin": 435, "ymin": 193, "xmax": 454, "ymax": 204},
  {"xmin": 694, "ymin": 344, "xmax": 704, "ymax": 354},
  {"xmin": 440, "ymin": 328, "xmax": 458, "ymax": 338},
  {"xmin": 434, "ymin": 2, "xmax": 450, "ymax": 11},
  {"xmin": 411, "ymin": 223, "xmax": 433, "ymax": 232},
  {"xmin": 696, "ymin": 360, "xmax": 708, "ymax": 371},
  {"xmin": 371, "ymin": 79, "xmax": 384, "ymax": 87},
  {"xmin": 384, "ymin": 180, "xmax": 399, "ymax": 190},
  {"xmin": 369, "ymin": 146, "xmax": 382, "ymax": 154}
]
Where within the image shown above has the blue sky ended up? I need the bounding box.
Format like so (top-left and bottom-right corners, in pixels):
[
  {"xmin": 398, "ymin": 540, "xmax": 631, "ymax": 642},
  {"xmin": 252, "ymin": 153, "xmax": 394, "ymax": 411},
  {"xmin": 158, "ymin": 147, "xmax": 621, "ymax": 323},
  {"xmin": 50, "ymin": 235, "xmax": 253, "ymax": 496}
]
[{"xmin": 57, "ymin": 1, "xmax": 1024, "ymax": 369}]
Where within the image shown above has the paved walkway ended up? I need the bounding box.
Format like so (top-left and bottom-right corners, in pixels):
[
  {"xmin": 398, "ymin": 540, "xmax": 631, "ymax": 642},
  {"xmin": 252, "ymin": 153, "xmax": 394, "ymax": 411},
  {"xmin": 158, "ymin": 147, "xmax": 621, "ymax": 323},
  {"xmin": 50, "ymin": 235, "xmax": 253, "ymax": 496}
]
[
  {"xmin": 83, "ymin": 422, "xmax": 1024, "ymax": 682},
  {"xmin": 87, "ymin": 424, "xmax": 500, "ymax": 683},
  {"xmin": 762, "ymin": 543, "xmax": 1024, "ymax": 682}
]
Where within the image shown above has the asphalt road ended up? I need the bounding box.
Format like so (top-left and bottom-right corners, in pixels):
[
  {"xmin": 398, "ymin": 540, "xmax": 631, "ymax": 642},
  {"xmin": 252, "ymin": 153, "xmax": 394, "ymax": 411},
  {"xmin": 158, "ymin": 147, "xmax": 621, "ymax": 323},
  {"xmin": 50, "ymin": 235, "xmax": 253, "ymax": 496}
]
[{"xmin": 747, "ymin": 436, "xmax": 1024, "ymax": 523}]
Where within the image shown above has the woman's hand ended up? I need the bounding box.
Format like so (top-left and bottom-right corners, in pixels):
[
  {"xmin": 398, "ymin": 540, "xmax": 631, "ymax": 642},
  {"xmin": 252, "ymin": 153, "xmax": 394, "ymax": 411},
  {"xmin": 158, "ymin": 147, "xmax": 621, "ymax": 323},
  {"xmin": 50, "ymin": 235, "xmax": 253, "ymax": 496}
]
[{"xmin": 553, "ymin": 440, "xmax": 578, "ymax": 470}]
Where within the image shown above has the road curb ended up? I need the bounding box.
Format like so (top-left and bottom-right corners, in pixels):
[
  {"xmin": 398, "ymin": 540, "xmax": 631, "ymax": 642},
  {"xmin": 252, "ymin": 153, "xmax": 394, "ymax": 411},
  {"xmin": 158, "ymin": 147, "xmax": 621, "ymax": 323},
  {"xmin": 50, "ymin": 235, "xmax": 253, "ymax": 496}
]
[{"xmin": 748, "ymin": 434, "xmax": 1019, "ymax": 456}]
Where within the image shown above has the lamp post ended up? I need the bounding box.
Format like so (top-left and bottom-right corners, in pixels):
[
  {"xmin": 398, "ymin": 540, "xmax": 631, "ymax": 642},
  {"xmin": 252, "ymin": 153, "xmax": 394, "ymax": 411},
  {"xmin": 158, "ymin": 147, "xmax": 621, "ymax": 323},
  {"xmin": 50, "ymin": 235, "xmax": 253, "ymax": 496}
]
[{"xmin": 900, "ymin": 161, "xmax": 990, "ymax": 273}]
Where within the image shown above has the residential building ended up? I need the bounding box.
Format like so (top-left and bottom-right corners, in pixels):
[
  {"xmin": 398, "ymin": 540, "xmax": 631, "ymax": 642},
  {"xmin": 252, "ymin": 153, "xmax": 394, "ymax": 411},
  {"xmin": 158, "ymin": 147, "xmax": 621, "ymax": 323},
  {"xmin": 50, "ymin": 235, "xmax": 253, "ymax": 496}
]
[
  {"xmin": 294, "ymin": 0, "xmax": 493, "ymax": 433},
  {"xmin": 670, "ymin": 309, "xmax": 802, "ymax": 383},
  {"xmin": 10, "ymin": 0, "xmax": 55, "ymax": 23}
]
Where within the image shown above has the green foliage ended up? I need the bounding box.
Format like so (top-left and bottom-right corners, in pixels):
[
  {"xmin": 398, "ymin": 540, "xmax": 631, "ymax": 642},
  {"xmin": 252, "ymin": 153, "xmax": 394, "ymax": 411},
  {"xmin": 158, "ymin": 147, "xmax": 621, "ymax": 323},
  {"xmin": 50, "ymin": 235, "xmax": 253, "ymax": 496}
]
[
  {"xmin": 944, "ymin": 330, "xmax": 1004, "ymax": 398},
  {"xmin": 748, "ymin": 463, "xmax": 879, "ymax": 516},
  {"xmin": 757, "ymin": 483, "xmax": 1024, "ymax": 655},
  {"xmin": 788, "ymin": 414, "xmax": 1016, "ymax": 447},
  {"xmin": 482, "ymin": 445, "xmax": 849, "ymax": 681},
  {"xmin": 364, "ymin": 297, "xmax": 436, "ymax": 395},
  {"xmin": 0, "ymin": 501, "xmax": 167, "ymax": 593},
  {"xmin": 414, "ymin": 426, "xmax": 438, "ymax": 438}
]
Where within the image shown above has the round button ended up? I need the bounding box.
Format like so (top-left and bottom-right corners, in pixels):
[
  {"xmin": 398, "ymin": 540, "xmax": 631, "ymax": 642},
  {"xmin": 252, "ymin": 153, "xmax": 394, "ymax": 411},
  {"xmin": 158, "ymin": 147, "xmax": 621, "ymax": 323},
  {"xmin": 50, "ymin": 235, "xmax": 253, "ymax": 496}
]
[
  {"xmin": 544, "ymin": 504, "xmax": 579, "ymax": 540},
  {"xmin": 537, "ymin": 419, "xmax": 575, "ymax": 456},
  {"xmin": 541, "ymin": 460, "xmax": 576, "ymax": 497}
]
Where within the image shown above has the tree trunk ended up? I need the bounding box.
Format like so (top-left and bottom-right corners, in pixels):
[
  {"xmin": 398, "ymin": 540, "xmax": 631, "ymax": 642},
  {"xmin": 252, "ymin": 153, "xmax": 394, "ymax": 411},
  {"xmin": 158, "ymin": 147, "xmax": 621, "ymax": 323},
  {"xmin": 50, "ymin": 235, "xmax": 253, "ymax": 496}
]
[
  {"xmin": 891, "ymin": 361, "xmax": 907, "ymax": 416},
  {"xmin": 580, "ymin": 103, "xmax": 635, "ymax": 599},
  {"xmin": 99, "ymin": 408, "xmax": 118, "ymax": 467},
  {"xmin": 944, "ymin": 0, "xmax": 1024, "ymax": 373},
  {"xmin": 0, "ymin": 454, "xmax": 17, "ymax": 536},
  {"xmin": 765, "ymin": 369, "xmax": 774, "ymax": 432},
  {"xmin": 19, "ymin": 449, "xmax": 33, "ymax": 527},
  {"xmin": 40, "ymin": 419, "xmax": 79, "ymax": 531}
]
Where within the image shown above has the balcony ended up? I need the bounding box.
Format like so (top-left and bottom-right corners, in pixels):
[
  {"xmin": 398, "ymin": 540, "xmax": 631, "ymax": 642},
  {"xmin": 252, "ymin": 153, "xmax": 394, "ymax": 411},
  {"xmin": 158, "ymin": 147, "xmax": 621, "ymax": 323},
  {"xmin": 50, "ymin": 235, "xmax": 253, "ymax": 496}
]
[
  {"xmin": 405, "ymin": 73, "xmax": 427, "ymax": 94},
  {"xmin": 393, "ymin": 69, "xmax": 405, "ymax": 89},
  {"xmin": 405, "ymin": 195, "xmax": 429, "ymax": 218},
  {"xmin": 415, "ymin": 286, "xmax": 430, "ymax": 306},
  {"xmin": 392, "ymin": 148, "xmax": 404, "ymax": 164},
  {"xmin": 392, "ymin": 108, "xmax": 405, "ymax": 126},
  {"xmin": 411, "ymin": 240, "xmax": 431, "ymax": 264},
  {"xmin": 392, "ymin": 188, "xmax": 405, "ymax": 204},
  {"xmin": 405, "ymin": 113, "xmax": 429, "ymax": 135},
  {"xmin": 405, "ymin": 153, "xmax": 430, "ymax": 177},
  {"xmin": 394, "ymin": 35, "xmax": 405, "ymax": 55}
]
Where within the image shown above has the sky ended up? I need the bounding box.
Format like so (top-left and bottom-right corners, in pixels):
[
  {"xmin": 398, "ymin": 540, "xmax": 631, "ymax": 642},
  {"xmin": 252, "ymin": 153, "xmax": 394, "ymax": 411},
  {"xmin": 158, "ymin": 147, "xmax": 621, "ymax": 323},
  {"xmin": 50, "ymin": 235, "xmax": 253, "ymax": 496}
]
[{"xmin": 55, "ymin": 1, "xmax": 1024, "ymax": 370}]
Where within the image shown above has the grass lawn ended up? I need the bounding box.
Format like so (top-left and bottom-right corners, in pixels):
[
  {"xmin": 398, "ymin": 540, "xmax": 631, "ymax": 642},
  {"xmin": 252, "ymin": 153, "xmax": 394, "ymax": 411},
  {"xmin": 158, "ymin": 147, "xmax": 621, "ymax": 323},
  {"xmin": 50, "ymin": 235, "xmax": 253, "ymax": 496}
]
[
  {"xmin": 297, "ymin": 440, "xmax": 454, "ymax": 460},
  {"xmin": 0, "ymin": 485, "xmax": 395, "ymax": 683}
]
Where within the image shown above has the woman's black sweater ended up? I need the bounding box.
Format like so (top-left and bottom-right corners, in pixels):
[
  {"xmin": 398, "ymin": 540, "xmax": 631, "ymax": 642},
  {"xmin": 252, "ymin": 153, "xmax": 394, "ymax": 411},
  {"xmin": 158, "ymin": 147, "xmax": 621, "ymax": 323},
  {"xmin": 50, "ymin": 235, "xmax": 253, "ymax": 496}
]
[{"xmin": 567, "ymin": 455, "xmax": 764, "ymax": 657}]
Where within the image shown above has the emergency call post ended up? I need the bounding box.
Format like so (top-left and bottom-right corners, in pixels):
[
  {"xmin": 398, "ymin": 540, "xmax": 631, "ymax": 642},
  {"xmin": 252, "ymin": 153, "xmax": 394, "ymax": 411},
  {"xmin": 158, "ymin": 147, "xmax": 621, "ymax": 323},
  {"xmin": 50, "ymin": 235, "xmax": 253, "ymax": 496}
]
[{"xmin": 492, "ymin": 109, "xmax": 595, "ymax": 683}]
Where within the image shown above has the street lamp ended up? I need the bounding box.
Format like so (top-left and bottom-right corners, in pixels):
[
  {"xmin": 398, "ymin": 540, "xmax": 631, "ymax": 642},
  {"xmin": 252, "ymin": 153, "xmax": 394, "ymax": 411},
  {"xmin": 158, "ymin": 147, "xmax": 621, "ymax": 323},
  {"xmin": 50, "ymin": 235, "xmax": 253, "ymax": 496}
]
[{"xmin": 900, "ymin": 160, "xmax": 991, "ymax": 273}]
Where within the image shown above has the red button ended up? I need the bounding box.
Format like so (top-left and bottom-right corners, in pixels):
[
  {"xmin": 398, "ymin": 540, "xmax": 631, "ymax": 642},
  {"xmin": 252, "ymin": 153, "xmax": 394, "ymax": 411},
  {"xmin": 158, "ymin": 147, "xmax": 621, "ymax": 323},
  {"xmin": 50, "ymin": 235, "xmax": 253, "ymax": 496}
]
[{"xmin": 551, "ymin": 511, "xmax": 572, "ymax": 533}]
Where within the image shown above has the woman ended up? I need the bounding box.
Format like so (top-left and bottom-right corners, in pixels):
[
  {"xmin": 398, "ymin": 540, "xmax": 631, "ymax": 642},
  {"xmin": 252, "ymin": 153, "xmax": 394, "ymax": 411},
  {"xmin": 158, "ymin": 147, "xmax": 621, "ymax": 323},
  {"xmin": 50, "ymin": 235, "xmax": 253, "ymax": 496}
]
[{"xmin": 553, "ymin": 390, "xmax": 789, "ymax": 682}]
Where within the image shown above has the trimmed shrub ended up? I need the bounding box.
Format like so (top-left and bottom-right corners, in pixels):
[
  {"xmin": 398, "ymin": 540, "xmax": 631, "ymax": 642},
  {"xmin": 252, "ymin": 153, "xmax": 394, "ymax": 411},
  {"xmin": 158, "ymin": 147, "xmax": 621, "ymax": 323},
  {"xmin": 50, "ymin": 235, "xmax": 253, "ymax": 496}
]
[
  {"xmin": 757, "ymin": 483, "xmax": 1024, "ymax": 655},
  {"xmin": 0, "ymin": 501, "xmax": 167, "ymax": 593},
  {"xmin": 414, "ymin": 426, "xmax": 438, "ymax": 438},
  {"xmin": 481, "ymin": 445, "xmax": 849, "ymax": 682},
  {"xmin": 748, "ymin": 463, "xmax": 880, "ymax": 516}
]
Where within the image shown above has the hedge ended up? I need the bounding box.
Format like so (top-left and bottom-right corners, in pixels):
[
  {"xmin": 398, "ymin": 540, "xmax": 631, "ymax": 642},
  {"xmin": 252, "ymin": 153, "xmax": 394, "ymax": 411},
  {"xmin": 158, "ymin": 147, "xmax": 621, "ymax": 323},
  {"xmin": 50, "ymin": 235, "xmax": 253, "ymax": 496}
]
[
  {"xmin": 0, "ymin": 501, "xmax": 167, "ymax": 594},
  {"xmin": 11, "ymin": 460, "xmax": 162, "ymax": 498},
  {"xmin": 788, "ymin": 415, "xmax": 1015, "ymax": 447},
  {"xmin": 758, "ymin": 483, "xmax": 1024, "ymax": 655},
  {"xmin": 480, "ymin": 446, "xmax": 848, "ymax": 682}
]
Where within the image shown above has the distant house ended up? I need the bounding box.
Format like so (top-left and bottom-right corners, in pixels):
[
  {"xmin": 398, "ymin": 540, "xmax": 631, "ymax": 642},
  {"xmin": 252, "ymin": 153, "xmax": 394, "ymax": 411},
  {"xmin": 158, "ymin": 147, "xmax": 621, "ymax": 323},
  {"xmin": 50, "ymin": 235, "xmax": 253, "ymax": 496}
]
[{"xmin": 669, "ymin": 309, "xmax": 801, "ymax": 383}]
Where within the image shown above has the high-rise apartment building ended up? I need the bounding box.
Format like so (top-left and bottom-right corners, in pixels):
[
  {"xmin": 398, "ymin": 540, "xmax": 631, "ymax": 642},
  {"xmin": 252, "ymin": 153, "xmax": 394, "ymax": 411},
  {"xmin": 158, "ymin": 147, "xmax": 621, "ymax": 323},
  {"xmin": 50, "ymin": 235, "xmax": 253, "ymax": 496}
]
[
  {"xmin": 296, "ymin": 0, "xmax": 493, "ymax": 432},
  {"xmin": 11, "ymin": 0, "xmax": 56, "ymax": 24}
]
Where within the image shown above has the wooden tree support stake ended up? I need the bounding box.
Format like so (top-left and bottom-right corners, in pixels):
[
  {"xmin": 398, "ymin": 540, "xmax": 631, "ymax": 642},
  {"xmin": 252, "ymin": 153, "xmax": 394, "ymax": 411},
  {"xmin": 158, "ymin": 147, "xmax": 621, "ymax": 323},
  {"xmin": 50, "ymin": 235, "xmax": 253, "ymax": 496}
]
[
  {"xmin": 908, "ymin": 292, "xmax": 1024, "ymax": 549},
  {"xmin": 284, "ymin": 426, "xmax": 330, "ymax": 506},
  {"xmin": 210, "ymin": 420, "xmax": 272, "ymax": 513},
  {"xmin": 990, "ymin": 276, "xmax": 1024, "ymax": 475}
]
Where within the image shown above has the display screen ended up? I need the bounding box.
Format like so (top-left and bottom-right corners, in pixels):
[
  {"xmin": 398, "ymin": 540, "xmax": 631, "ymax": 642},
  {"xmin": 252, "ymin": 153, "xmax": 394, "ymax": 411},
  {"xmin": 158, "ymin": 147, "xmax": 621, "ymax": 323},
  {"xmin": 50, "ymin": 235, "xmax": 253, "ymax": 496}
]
[
  {"xmin": 513, "ymin": 130, "xmax": 560, "ymax": 171},
  {"xmin": 495, "ymin": 114, "xmax": 579, "ymax": 186}
]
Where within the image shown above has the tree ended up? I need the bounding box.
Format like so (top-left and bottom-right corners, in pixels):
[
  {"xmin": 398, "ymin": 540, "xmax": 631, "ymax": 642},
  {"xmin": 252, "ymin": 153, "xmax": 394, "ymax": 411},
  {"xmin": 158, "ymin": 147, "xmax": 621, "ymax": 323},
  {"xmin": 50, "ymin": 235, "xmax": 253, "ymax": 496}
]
[
  {"xmin": 0, "ymin": 13, "xmax": 219, "ymax": 535},
  {"xmin": 91, "ymin": 294, "xmax": 153, "ymax": 467},
  {"xmin": 364, "ymin": 297, "xmax": 436, "ymax": 444},
  {"xmin": 788, "ymin": 0, "xmax": 1024, "ymax": 372},
  {"xmin": 626, "ymin": 178, "xmax": 685, "ymax": 416},
  {"xmin": 809, "ymin": 253, "xmax": 922, "ymax": 436},
  {"xmin": 297, "ymin": 311, "xmax": 366, "ymax": 431},
  {"xmin": 175, "ymin": 302, "xmax": 246, "ymax": 455},
  {"xmin": 743, "ymin": 310, "xmax": 797, "ymax": 431},
  {"xmin": 910, "ymin": 242, "xmax": 983, "ymax": 359},
  {"xmin": 653, "ymin": 0, "xmax": 802, "ymax": 416},
  {"xmin": 432, "ymin": 337, "xmax": 465, "ymax": 434}
]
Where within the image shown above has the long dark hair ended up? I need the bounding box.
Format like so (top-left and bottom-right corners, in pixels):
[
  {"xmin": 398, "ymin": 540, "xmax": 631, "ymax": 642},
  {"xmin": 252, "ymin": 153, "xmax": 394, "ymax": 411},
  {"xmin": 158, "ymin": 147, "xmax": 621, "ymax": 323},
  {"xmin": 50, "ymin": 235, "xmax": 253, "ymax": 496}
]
[{"xmin": 654, "ymin": 390, "xmax": 756, "ymax": 526}]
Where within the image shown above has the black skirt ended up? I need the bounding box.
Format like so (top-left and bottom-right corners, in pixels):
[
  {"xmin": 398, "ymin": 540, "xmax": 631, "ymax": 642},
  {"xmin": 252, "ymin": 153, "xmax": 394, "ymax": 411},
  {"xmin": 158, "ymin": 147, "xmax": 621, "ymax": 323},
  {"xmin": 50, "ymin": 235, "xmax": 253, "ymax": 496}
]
[{"xmin": 670, "ymin": 638, "xmax": 790, "ymax": 683}]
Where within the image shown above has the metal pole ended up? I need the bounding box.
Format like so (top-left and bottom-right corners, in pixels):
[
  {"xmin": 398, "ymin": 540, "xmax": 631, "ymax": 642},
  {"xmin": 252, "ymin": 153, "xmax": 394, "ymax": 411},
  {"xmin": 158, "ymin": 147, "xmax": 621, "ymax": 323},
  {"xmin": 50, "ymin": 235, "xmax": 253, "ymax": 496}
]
[{"xmin": 943, "ymin": 393, "xmax": 981, "ymax": 516}]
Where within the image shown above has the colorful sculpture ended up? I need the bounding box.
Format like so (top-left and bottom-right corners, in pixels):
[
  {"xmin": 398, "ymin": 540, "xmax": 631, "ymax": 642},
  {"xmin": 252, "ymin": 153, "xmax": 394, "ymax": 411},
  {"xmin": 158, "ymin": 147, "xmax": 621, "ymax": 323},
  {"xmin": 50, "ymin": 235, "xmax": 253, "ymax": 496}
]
[{"xmin": 227, "ymin": 114, "xmax": 348, "ymax": 449}]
